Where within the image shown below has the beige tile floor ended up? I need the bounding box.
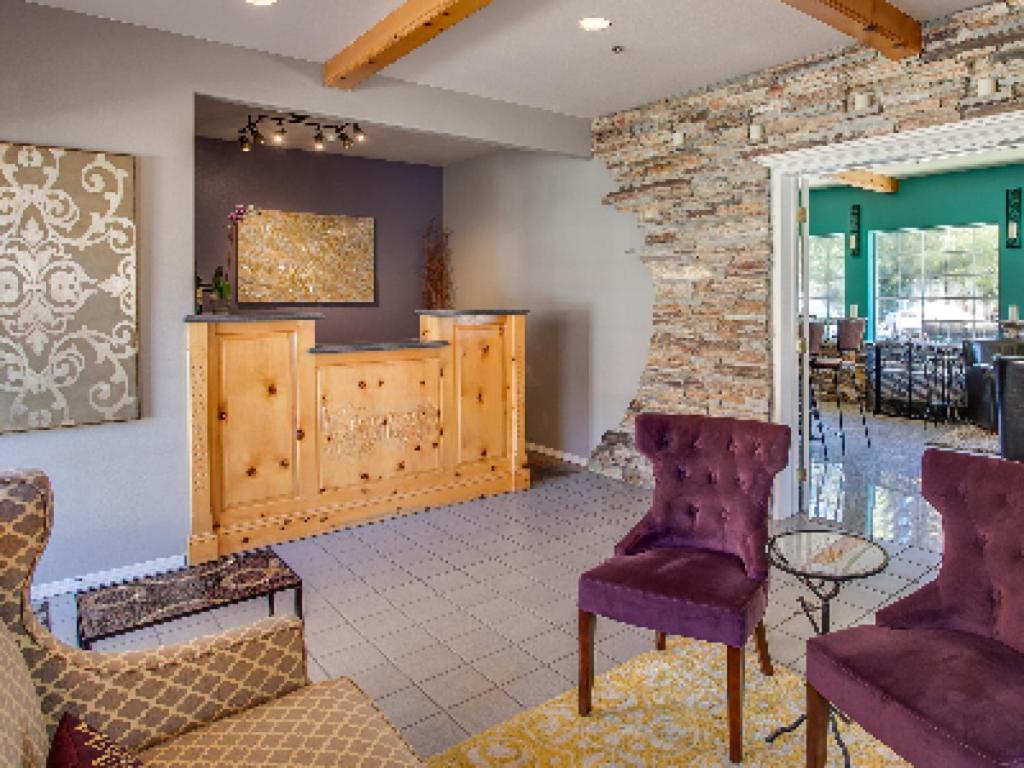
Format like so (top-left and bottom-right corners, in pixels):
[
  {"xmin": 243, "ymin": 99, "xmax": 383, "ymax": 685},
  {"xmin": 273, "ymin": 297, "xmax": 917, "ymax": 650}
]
[{"xmin": 49, "ymin": 412, "xmax": 948, "ymax": 759}]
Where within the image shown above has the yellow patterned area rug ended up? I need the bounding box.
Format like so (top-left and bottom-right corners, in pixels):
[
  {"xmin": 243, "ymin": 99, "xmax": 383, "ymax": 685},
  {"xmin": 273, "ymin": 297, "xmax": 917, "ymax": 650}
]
[{"xmin": 428, "ymin": 637, "xmax": 908, "ymax": 767}]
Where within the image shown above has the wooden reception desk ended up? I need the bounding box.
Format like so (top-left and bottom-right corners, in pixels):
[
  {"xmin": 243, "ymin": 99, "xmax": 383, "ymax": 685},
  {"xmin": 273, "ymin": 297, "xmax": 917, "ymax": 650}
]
[{"xmin": 185, "ymin": 310, "xmax": 529, "ymax": 563}]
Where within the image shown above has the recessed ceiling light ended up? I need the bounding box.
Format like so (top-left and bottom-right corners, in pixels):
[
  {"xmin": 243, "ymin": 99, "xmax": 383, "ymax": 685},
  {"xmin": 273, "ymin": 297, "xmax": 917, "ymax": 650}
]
[
  {"xmin": 579, "ymin": 17, "xmax": 612, "ymax": 32},
  {"xmin": 246, "ymin": 0, "xmax": 277, "ymax": 6}
]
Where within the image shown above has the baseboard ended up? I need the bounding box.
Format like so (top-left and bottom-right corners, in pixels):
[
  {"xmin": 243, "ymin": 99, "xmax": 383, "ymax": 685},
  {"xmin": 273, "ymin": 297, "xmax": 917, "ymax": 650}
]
[
  {"xmin": 31, "ymin": 554, "xmax": 187, "ymax": 602},
  {"xmin": 527, "ymin": 441, "xmax": 590, "ymax": 468}
]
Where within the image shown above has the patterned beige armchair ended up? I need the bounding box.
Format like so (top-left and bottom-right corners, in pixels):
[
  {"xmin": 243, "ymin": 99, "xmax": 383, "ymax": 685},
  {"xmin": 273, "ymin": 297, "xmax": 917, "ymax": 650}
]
[{"xmin": 0, "ymin": 470, "xmax": 421, "ymax": 767}]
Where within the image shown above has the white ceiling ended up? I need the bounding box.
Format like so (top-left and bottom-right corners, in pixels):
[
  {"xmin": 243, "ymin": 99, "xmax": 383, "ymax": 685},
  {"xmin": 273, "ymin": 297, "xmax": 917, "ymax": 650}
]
[
  {"xmin": 30, "ymin": 0, "xmax": 987, "ymax": 118},
  {"xmin": 195, "ymin": 95, "xmax": 502, "ymax": 166}
]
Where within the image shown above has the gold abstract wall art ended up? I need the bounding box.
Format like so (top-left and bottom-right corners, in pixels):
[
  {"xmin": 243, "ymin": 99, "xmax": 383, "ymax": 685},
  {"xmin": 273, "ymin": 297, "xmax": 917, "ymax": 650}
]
[
  {"xmin": 0, "ymin": 141, "xmax": 138, "ymax": 434},
  {"xmin": 237, "ymin": 209, "xmax": 375, "ymax": 304}
]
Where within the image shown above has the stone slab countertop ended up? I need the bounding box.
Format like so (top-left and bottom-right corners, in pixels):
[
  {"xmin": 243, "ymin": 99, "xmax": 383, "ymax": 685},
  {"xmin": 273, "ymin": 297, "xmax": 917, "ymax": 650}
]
[
  {"xmin": 415, "ymin": 309, "xmax": 529, "ymax": 316},
  {"xmin": 310, "ymin": 340, "xmax": 449, "ymax": 354},
  {"xmin": 185, "ymin": 312, "xmax": 325, "ymax": 323}
]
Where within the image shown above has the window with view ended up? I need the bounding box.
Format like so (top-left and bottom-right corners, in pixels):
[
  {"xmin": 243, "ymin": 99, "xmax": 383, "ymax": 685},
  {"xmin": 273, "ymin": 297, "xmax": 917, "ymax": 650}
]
[
  {"xmin": 808, "ymin": 233, "xmax": 846, "ymax": 323},
  {"xmin": 874, "ymin": 224, "xmax": 999, "ymax": 342}
]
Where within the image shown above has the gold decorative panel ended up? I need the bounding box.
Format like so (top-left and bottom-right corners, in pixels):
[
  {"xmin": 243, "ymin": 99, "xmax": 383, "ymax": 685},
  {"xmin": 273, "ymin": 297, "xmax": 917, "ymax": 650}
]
[
  {"xmin": 0, "ymin": 141, "xmax": 138, "ymax": 433},
  {"xmin": 317, "ymin": 359, "xmax": 442, "ymax": 491},
  {"xmin": 237, "ymin": 209, "xmax": 374, "ymax": 303}
]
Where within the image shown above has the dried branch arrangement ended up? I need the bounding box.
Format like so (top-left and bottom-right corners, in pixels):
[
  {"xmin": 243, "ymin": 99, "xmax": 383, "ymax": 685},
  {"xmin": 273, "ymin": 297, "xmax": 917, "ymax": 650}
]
[{"xmin": 422, "ymin": 218, "xmax": 453, "ymax": 310}]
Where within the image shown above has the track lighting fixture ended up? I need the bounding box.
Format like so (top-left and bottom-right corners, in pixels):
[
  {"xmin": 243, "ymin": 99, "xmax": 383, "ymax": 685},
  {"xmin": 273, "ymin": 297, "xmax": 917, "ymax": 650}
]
[{"xmin": 235, "ymin": 113, "xmax": 368, "ymax": 153}]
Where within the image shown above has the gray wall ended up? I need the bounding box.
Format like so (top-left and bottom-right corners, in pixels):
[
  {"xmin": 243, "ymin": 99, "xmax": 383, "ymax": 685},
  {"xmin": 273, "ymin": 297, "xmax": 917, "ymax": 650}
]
[
  {"xmin": 195, "ymin": 137, "xmax": 442, "ymax": 343},
  {"xmin": 0, "ymin": 0, "xmax": 588, "ymax": 584},
  {"xmin": 443, "ymin": 151, "xmax": 653, "ymax": 459}
]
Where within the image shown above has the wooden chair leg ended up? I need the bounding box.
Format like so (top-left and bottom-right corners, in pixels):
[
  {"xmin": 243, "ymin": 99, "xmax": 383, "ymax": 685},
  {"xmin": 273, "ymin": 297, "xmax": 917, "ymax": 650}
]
[
  {"xmin": 755, "ymin": 621, "xmax": 773, "ymax": 676},
  {"xmin": 806, "ymin": 682, "xmax": 829, "ymax": 768},
  {"xmin": 578, "ymin": 610, "xmax": 594, "ymax": 716},
  {"xmin": 727, "ymin": 644, "xmax": 745, "ymax": 763},
  {"xmin": 655, "ymin": 631, "xmax": 667, "ymax": 651}
]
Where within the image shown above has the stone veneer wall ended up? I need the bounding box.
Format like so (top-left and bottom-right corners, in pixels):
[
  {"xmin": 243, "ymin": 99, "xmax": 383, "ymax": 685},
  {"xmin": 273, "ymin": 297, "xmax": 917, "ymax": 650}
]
[{"xmin": 590, "ymin": 0, "xmax": 1024, "ymax": 483}]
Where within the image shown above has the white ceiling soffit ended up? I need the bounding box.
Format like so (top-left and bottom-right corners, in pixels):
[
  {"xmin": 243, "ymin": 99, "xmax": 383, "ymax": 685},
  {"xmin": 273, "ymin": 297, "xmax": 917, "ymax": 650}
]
[
  {"xmin": 759, "ymin": 111, "xmax": 1024, "ymax": 178},
  {"xmin": 808, "ymin": 145, "xmax": 1024, "ymax": 188},
  {"xmin": 27, "ymin": 0, "xmax": 986, "ymax": 119},
  {"xmin": 195, "ymin": 95, "xmax": 503, "ymax": 167}
]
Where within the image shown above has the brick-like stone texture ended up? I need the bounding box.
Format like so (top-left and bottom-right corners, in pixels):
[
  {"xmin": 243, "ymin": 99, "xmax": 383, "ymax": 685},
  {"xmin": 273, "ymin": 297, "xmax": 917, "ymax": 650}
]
[{"xmin": 590, "ymin": 0, "xmax": 1024, "ymax": 483}]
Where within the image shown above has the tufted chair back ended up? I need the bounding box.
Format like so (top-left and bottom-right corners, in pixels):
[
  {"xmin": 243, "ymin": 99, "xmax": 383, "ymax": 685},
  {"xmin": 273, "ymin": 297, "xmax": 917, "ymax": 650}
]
[
  {"xmin": 836, "ymin": 318, "xmax": 866, "ymax": 354},
  {"xmin": 921, "ymin": 449, "xmax": 1024, "ymax": 654},
  {"xmin": 629, "ymin": 413, "xmax": 791, "ymax": 581},
  {"xmin": 808, "ymin": 322, "xmax": 825, "ymax": 356}
]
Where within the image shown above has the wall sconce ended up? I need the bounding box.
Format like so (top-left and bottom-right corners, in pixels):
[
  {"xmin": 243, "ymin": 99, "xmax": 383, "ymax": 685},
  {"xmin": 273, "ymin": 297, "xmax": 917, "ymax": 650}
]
[
  {"xmin": 852, "ymin": 92, "xmax": 873, "ymax": 111},
  {"xmin": 1008, "ymin": 187, "xmax": 1022, "ymax": 249},
  {"xmin": 976, "ymin": 76, "xmax": 998, "ymax": 98},
  {"xmin": 748, "ymin": 123, "xmax": 765, "ymax": 143},
  {"xmin": 849, "ymin": 204, "xmax": 862, "ymax": 257}
]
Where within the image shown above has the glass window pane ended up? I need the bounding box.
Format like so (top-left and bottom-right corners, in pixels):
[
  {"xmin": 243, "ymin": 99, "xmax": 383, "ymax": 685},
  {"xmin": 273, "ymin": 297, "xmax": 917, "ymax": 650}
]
[
  {"xmin": 876, "ymin": 298, "xmax": 901, "ymax": 339},
  {"xmin": 899, "ymin": 230, "xmax": 923, "ymax": 254},
  {"xmin": 975, "ymin": 225, "xmax": 999, "ymax": 252},
  {"xmin": 808, "ymin": 298, "xmax": 829, "ymax": 318},
  {"xmin": 808, "ymin": 234, "xmax": 845, "ymax": 320},
  {"xmin": 875, "ymin": 224, "xmax": 999, "ymax": 341}
]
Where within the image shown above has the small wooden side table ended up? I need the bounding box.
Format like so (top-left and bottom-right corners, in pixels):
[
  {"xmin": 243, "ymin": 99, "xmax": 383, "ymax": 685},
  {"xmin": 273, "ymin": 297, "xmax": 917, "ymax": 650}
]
[{"xmin": 76, "ymin": 549, "xmax": 302, "ymax": 649}]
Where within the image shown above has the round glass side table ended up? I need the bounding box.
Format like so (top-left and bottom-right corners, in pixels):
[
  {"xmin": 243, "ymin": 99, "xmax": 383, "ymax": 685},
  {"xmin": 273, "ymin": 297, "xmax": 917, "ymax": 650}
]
[{"xmin": 765, "ymin": 529, "xmax": 889, "ymax": 767}]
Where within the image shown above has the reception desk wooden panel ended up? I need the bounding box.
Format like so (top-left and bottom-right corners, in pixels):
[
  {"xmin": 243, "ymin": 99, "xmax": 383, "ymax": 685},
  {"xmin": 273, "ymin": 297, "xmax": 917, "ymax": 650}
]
[{"xmin": 186, "ymin": 311, "xmax": 528, "ymax": 562}]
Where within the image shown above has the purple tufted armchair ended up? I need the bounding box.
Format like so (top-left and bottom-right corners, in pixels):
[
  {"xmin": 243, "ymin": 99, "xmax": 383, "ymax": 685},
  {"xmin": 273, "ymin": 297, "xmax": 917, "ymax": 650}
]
[
  {"xmin": 578, "ymin": 413, "xmax": 791, "ymax": 763},
  {"xmin": 806, "ymin": 449, "xmax": 1024, "ymax": 767}
]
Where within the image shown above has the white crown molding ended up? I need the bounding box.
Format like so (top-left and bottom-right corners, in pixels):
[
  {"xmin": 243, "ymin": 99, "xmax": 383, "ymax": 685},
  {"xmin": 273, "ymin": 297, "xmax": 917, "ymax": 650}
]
[
  {"xmin": 757, "ymin": 110, "xmax": 1024, "ymax": 175},
  {"xmin": 31, "ymin": 555, "xmax": 187, "ymax": 602}
]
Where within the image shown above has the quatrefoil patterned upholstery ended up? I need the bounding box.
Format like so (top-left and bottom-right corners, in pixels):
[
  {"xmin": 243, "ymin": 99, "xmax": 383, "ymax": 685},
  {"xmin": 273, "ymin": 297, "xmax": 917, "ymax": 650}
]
[
  {"xmin": 579, "ymin": 414, "xmax": 790, "ymax": 648},
  {"xmin": 0, "ymin": 621, "xmax": 48, "ymax": 768},
  {"xmin": 140, "ymin": 677, "xmax": 420, "ymax": 768},
  {"xmin": 0, "ymin": 469, "xmax": 420, "ymax": 766},
  {"xmin": 807, "ymin": 449, "xmax": 1024, "ymax": 767}
]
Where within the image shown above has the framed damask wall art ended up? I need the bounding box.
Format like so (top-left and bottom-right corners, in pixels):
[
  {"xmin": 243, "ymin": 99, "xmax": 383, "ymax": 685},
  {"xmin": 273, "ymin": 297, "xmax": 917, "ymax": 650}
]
[
  {"xmin": 0, "ymin": 141, "xmax": 138, "ymax": 434},
  {"xmin": 237, "ymin": 209, "xmax": 375, "ymax": 304}
]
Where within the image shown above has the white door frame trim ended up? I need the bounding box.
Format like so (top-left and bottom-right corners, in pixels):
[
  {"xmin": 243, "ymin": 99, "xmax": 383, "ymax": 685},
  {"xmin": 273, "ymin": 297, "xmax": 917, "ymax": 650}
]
[{"xmin": 759, "ymin": 110, "xmax": 1024, "ymax": 520}]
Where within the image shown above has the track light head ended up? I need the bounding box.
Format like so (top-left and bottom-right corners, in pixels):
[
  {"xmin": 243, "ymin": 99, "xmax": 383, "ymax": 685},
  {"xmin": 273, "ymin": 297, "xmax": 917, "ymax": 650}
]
[{"xmin": 238, "ymin": 113, "xmax": 366, "ymax": 154}]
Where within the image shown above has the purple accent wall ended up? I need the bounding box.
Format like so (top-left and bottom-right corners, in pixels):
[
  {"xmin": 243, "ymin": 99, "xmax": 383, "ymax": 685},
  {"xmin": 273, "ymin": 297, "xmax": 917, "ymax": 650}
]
[{"xmin": 195, "ymin": 137, "xmax": 442, "ymax": 343}]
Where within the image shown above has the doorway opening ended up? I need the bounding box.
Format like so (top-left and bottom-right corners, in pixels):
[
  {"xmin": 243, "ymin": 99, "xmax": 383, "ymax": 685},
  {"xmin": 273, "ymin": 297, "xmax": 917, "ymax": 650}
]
[{"xmin": 763, "ymin": 112, "xmax": 1024, "ymax": 540}]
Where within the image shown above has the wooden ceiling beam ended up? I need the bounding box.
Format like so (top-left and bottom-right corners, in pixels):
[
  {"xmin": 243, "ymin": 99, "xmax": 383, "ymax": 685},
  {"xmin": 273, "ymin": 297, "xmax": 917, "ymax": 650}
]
[
  {"xmin": 832, "ymin": 169, "xmax": 900, "ymax": 193},
  {"xmin": 324, "ymin": 0, "xmax": 493, "ymax": 90},
  {"xmin": 782, "ymin": 0, "xmax": 922, "ymax": 60}
]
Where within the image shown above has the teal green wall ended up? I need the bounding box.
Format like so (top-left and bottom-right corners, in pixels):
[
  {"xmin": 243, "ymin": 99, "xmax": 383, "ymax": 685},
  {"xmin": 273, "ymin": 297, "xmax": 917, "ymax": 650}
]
[{"xmin": 810, "ymin": 162, "xmax": 1024, "ymax": 339}]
